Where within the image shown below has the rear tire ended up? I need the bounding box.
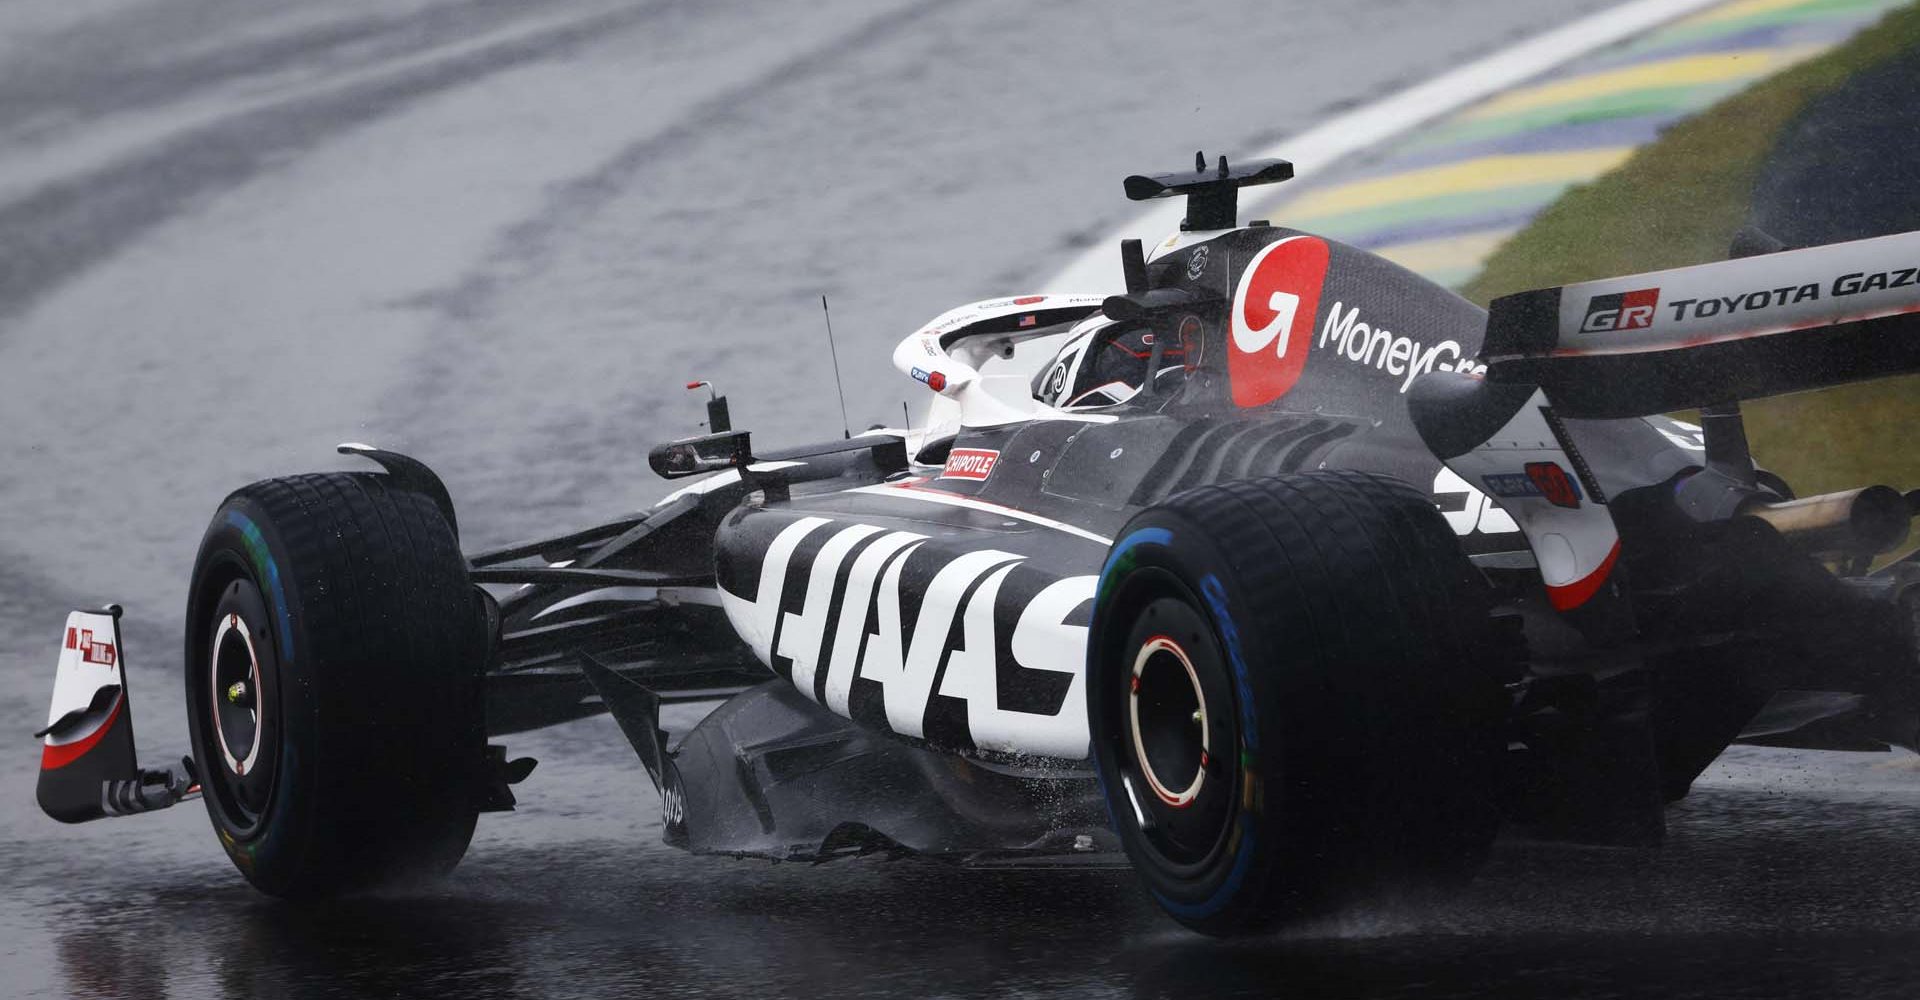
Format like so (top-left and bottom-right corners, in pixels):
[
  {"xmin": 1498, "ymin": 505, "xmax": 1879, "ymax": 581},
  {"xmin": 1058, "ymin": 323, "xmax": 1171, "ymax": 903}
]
[
  {"xmin": 1087, "ymin": 471, "xmax": 1504, "ymax": 935},
  {"xmin": 185, "ymin": 472, "xmax": 486, "ymax": 897}
]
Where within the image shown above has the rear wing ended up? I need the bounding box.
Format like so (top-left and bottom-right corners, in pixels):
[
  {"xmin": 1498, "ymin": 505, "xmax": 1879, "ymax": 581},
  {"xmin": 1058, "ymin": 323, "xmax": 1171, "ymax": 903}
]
[
  {"xmin": 1412, "ymin": 228, "xmax": 1920, "ymax": 634},
  {"xmin": 1481, "ymin": 229, "xmax": 1920, "ymax": 418}
]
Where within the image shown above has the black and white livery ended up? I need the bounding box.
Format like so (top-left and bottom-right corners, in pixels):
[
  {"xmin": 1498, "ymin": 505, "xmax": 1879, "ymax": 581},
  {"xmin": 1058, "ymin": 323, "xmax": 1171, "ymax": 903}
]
[{"xmin": 36, "ymin": 154, "xmax": 1920, "ymax": 934}]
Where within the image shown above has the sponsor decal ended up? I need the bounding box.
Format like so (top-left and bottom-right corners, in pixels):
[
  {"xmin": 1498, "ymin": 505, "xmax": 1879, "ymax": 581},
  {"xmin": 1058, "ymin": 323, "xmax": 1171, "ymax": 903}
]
[
  {"xmin": 64, "ymin": 627, "xmax": 116, "ymax": 667},
  {"xmin": 1834, "ymin": 267, "xmax": 1919, "ymax": 297},
  {"xmin": 931, "ymin": 311, "xmax": 980, "ymax": 332},
  {"xmin": 1481, "ymin": 474, "xmax": 1532, "ymax": 498},
  {"xmin": 730, "ymin": 519, "xmax": 1095, "ymax": 758},
  {"xmin": 969, "ymin": 295, "xmax": 1067, "ymax": 312},
  {"xmin": 660, "ymin": 778, "xmax": 685, "ymax": 828},
  {"xmin": 1186, "ymin": 245, "xmax": 1210, "ymax": 280},
  {"xmin": 909, "ymin": 366, "xmax": 947, "ymax": 392},
  {"xmin": 1433, "ymin": 467, "xmax": 1520, "ymax": 537},
  {"xmin": 1665, "ymin": 283, "xmax": 1821, "ymax": 322},
  {"xmin": 1601, "ymin": 267, "xmax": 1919, "ymax": 335},
  {"xmin": 1041, "ymin": 362, "xmax": 1069, "ymax": 402},
  {"xmin": 1526, "ymin": 461, "xmax": 1583, "ymax": 508},
  {"xmin": 1482, "ymin": 461, "xmax": 1583, "ymax": 508},
  {"xmin": 941, "ymin": 448, "xmax": 1000, "ymax": 481},
  {"xmin": 1318, "ymin": 301, "xmax": 1485, "ymax": 393},
  {"xmin": 1228, "ymin": 236, "xmax": 1329, "ymax": 407},
  {"xmin": 1579, "ymin": 288, "xmax": 1660, "ymax": 333},
  {"xmin": 1558, "ymin": 238, "xmax": 1920, "ymax": 349}
]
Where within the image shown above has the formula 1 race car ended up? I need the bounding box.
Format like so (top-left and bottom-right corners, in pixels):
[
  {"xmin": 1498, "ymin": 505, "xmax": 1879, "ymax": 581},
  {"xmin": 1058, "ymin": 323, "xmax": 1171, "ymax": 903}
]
[{"xmin": 36, "ymin": 154, "xmax": 1920, "ymax": 935}]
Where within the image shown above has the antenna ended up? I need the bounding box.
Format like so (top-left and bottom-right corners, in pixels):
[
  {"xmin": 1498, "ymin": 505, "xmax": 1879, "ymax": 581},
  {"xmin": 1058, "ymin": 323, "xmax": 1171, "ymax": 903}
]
[
  {"xmin": 901, "ymin": 400, "xmax": 912, "ymax": 437},
  {"xmin": 821, "ymin": 295, "xmax": 852, "ymax": 439},
  {"xmin": 685, "ymin": 380, "xmax": 730, "ymax": 432}
]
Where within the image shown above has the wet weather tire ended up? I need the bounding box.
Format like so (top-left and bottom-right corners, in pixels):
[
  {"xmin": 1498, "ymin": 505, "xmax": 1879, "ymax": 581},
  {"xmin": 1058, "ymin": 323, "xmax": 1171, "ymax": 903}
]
[
  {"xmin": 185, "ymin": 472, "xmax": 486, "ymax": 898},
  {"xmin": 1087, "ymin": 471, "xmax": 1504, "ymax": 936}
]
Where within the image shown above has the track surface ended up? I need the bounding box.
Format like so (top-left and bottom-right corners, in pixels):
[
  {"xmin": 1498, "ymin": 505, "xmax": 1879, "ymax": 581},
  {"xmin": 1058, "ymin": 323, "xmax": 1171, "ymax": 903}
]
[{"xmin": 5, "ymin": 2, "xmax": 1920, "ymax": 997}]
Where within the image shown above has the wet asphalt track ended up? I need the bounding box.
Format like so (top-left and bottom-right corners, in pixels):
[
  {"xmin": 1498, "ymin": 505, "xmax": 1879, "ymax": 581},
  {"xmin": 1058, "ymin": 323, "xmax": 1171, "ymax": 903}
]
[{"xmin": 5, "ymin": 1, "xmax": 1920, "ymax": 997}]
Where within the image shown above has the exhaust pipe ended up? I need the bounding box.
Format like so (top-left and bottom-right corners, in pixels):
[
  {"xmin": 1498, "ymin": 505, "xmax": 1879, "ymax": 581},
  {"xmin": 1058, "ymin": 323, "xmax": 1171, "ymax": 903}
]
[{"xmin": 1740, "ymin": 485, "xmax": 1912, "ymax": 557}]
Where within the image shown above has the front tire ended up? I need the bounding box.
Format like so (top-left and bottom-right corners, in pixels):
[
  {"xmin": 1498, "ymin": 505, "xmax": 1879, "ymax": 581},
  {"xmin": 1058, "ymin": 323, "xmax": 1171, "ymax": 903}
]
[
  {"xmin": 1088, "ymin": 471, "xmax": 1505, "ymax": 935},
  {"xmin": 185, "ymin": 472, "xmax": 486, "ymax": 897}
]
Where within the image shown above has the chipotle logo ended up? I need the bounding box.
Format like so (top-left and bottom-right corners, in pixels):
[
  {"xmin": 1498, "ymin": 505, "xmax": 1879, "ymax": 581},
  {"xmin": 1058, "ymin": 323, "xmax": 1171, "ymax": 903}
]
[
  {"xmin": 1228, "ymin": 236, "xmax": 1328, "ymax": 407},
  {"xmin": 940, "ymin": 448, "xmax": 1000, "ymax": 481}
]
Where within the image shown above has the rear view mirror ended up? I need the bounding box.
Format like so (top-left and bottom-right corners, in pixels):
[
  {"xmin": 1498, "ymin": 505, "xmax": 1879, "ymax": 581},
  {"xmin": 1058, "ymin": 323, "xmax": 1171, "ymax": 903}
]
[{"xmin": 648, "ymin": 430, "xmax": 752, "ymax": 479}]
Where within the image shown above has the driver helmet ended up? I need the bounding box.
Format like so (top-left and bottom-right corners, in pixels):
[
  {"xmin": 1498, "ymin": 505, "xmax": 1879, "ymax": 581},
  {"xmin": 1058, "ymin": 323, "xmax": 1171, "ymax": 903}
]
[{"xmin": 1032, "ymin": 316, "xmax": 1194, "ymax": 409}]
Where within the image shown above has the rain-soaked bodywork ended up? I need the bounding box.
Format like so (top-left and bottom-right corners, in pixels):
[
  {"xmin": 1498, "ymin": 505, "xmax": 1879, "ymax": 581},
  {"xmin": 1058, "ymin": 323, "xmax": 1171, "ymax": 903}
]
[{"xmin": 35, "ymin": 156, "xmax": 1920, "ymax": 931}]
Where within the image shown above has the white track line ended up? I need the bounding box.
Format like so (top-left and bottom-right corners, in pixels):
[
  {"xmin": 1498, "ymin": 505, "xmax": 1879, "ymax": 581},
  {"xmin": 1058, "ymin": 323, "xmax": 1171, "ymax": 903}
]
[{"xmin": 1045, "ymin": 0, "xmax": 1727, "ymax": 292}]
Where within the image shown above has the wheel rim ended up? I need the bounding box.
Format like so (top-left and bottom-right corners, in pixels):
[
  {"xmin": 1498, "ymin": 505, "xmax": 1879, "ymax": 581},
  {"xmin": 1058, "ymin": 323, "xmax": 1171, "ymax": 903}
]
[
  {"xmin": 1108, "ymin": 585, "xmax": 1238, "ymax": 873},
  {"xmin": 210, "ymin": 613, "xmax": 263, "ymax": 778},
  {"xmin": 199, "ymin": 575, "xmax": 280, "ymax": 836},
  {"xmin": 1129, "ymin": 635, "xmax": 1210, "ymax": 807}
]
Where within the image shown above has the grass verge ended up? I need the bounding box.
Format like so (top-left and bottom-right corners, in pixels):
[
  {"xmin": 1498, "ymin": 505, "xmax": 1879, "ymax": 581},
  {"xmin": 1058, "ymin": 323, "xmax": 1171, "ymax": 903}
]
[{"xmin": 1460, "ymin": 2, "xmax": 1920, "ymax": 495}]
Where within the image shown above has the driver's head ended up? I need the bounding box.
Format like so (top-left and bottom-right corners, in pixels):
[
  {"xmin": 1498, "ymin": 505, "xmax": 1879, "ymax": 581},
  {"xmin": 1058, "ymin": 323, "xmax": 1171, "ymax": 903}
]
[{"xmin": 1033, "ymin": 319, "xmax": 1187, "ymax": 409}]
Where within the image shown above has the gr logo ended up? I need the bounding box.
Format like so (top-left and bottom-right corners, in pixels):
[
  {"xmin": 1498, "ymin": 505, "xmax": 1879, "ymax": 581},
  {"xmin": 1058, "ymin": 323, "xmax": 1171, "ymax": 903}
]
[{"xmin": 1580, "ymin": 288, "xmax": 1660, "ymax": 333}]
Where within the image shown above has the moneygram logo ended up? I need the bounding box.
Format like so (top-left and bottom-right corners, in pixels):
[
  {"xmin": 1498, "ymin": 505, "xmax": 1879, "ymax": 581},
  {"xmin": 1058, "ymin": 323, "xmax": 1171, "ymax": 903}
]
[
  {"xmin": 1318, "ymin": 301, "xmax": 1479, "ymax": 393},
  {"xmin": 1229, "ymin": 235, "xmax": 1328, "ymax": 407},
  {"xmin": 1579, "ymin": 288, "xmax": 1660, "ymax": 333}
]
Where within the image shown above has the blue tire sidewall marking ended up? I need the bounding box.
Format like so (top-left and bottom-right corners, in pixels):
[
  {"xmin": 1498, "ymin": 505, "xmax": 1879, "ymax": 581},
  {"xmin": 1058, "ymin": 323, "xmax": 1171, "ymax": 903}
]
[
  {"xmin": 1091, "ymin": 528, "xmax": 1174, "ymax": 838},
  {"xmin": 214, "ymin": 508, "xmax": 300, "ymax": 865},
  {"xmin": 1096, "ymin": 526, "xmax": 1172, "ymax": 600},
  {"xmin": 1200, "ymin": 574, "xmax": 1259, "ymax": 755},
  {"xmin": 1155, "ymin": 571, "xmax": 1261, "ymax": 921},
  {"xmin": 1100, "ymin": 526, "xmax": 1264, "ymax": 922},
  {"xmin": 224, "ymin": 509, "xmax": 295, "ymax": 664}
]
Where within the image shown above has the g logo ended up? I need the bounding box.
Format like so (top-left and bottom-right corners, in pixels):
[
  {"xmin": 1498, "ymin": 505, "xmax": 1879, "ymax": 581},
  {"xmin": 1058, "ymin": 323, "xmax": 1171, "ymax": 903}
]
[{"xmin": 1228, "ymin": 236, "xmax": 1328, "ymax": 407}]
